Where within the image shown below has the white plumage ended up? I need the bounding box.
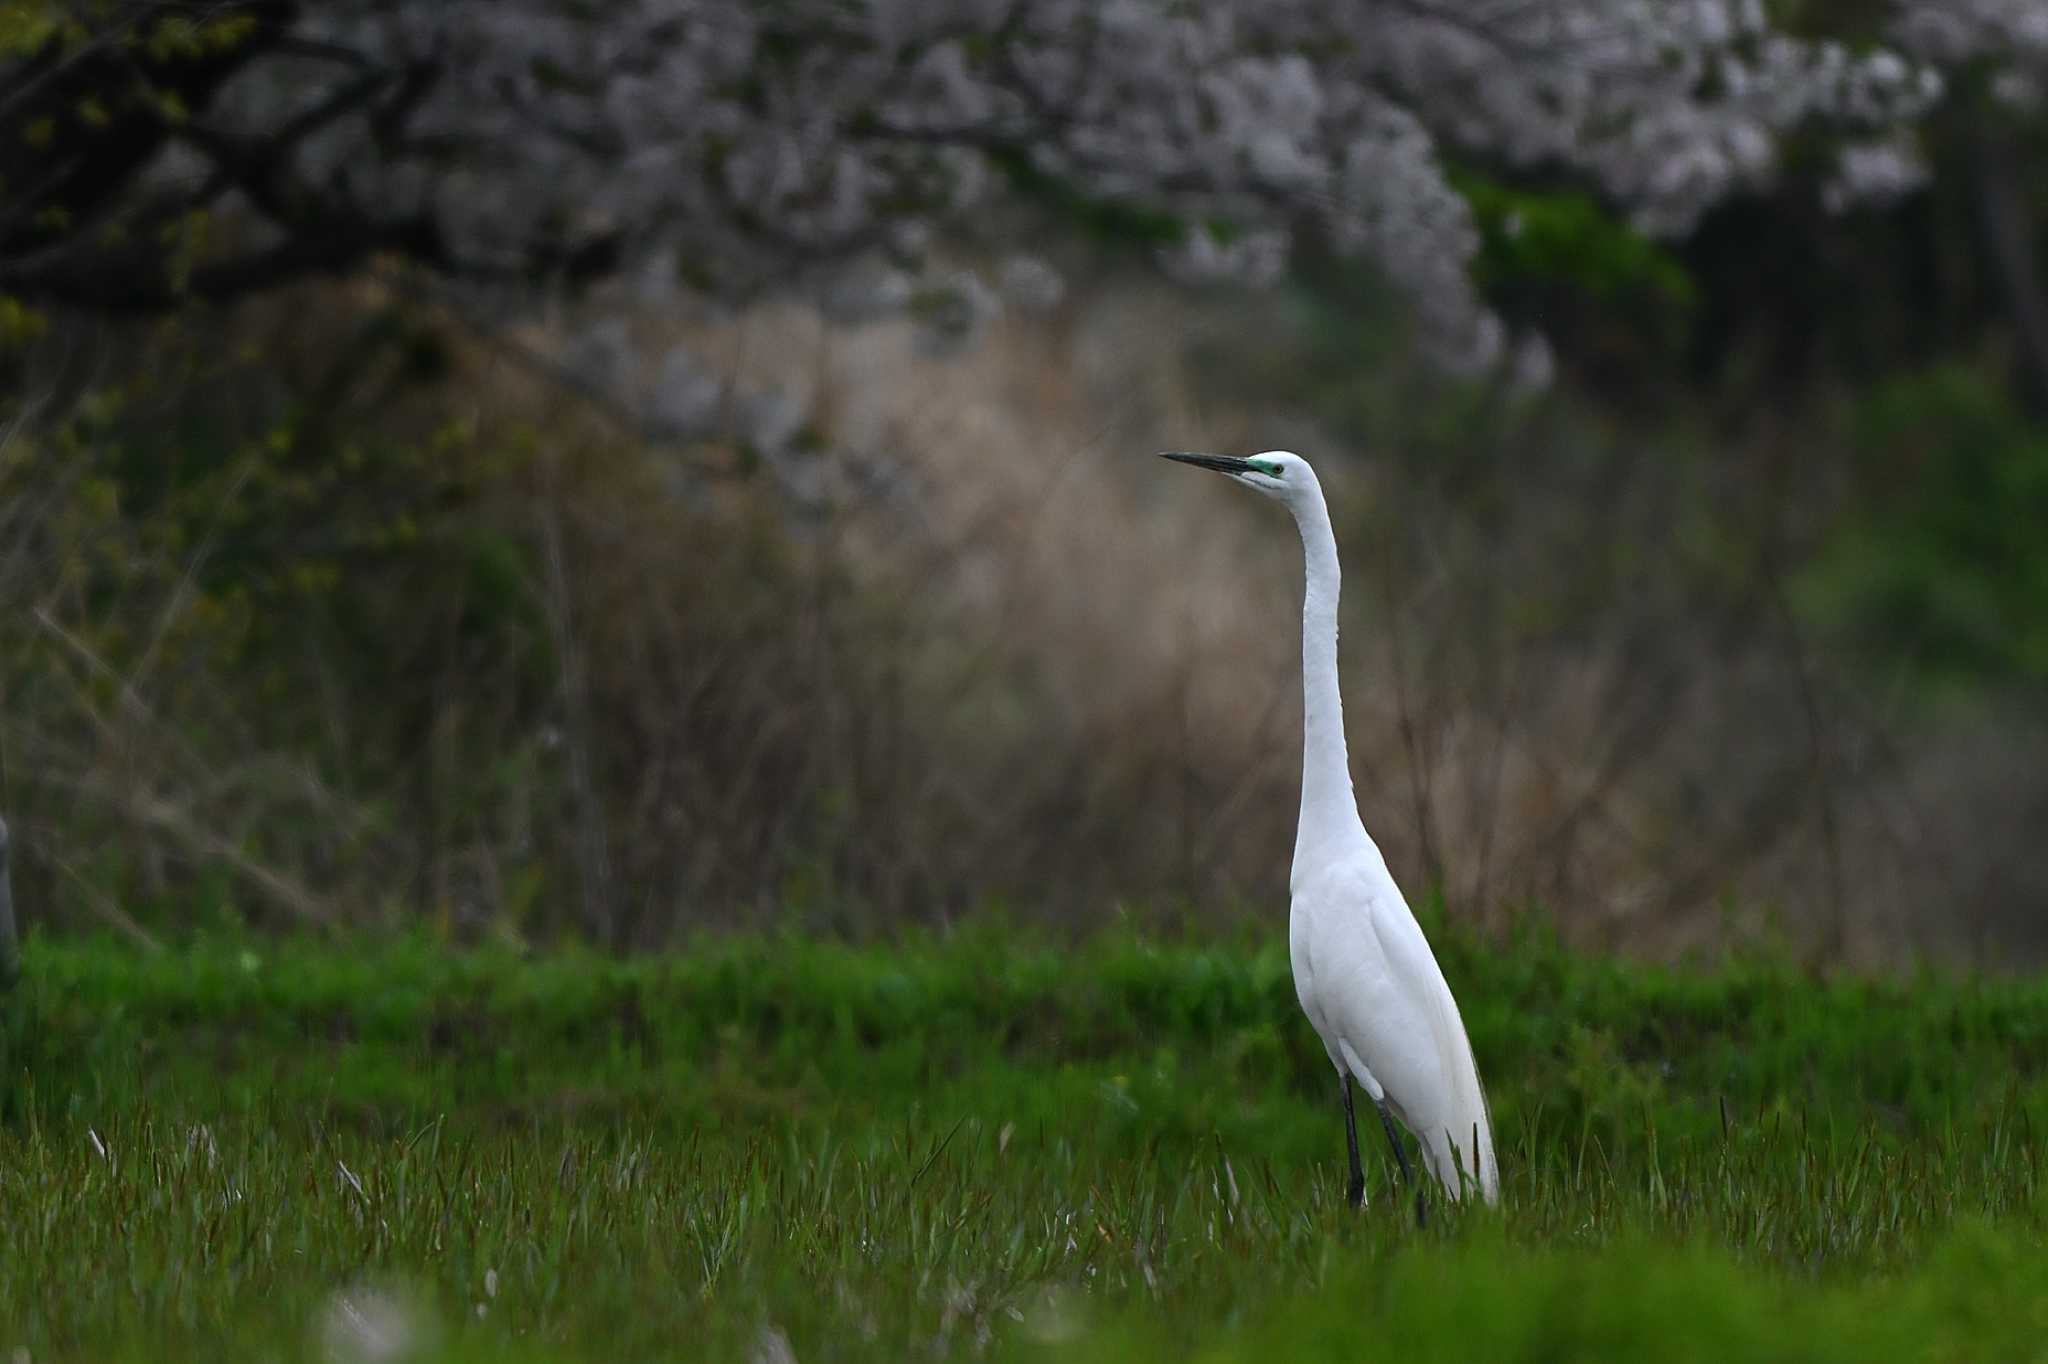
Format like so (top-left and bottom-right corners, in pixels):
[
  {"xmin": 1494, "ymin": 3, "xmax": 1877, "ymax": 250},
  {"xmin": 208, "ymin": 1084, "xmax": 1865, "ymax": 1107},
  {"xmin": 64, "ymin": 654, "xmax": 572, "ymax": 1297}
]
[{"xmin": 1162, "ymin": 449, "xmax": 1497, "ymax": 1212}]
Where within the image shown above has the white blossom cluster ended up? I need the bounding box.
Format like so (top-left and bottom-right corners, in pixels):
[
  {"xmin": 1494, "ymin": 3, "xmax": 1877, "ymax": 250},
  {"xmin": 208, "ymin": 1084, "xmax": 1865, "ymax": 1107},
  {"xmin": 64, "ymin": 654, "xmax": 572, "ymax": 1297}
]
[
  {"xmin": 197, "ymin": 0, "xmax": 1975, "ymax": 373},
  {"xmin": 1895, "ymin": 0, "xmax": 2048, "ymax": 109},
  {"xmin": 1894, "ymin": 0, "xmax": 2048, "ymax": 69}
]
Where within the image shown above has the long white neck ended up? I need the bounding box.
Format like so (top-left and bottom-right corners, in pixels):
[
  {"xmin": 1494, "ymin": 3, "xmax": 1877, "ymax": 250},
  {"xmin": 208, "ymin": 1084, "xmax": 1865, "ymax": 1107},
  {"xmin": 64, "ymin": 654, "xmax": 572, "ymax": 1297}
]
[{"xmin": 1289, "ymin": 484, "xmax": 1365, "ymax": 860}]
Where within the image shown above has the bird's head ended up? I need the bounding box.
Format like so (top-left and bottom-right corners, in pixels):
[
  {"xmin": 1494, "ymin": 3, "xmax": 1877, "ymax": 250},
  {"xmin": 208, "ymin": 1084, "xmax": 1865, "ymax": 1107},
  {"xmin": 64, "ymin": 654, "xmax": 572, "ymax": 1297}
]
[{"xmin": 1159, "ymin": 449, "xmax": 1317, "ymax": 506}]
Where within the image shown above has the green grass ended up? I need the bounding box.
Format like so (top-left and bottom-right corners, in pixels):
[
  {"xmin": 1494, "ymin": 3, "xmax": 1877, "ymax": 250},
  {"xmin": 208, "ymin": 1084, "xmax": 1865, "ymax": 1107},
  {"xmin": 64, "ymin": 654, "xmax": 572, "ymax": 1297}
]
[{"xmin": 4, "ymin": 921, "xmax": 2047, "ymax": 1361}]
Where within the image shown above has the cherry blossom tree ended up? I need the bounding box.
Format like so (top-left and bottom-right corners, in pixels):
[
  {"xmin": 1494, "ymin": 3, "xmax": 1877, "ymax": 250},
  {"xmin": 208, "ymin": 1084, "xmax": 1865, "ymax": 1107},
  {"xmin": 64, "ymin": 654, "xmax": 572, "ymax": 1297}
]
[{"xmin": 0, "ymin": 1, "xmax": 2021, "ymax": 375}]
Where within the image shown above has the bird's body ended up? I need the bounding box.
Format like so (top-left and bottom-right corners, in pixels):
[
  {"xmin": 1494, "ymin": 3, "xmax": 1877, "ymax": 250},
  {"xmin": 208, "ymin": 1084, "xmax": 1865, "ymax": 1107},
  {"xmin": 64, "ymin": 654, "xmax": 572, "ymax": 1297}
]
[
  {"xmin": 1290, "ymin": 845, "xmax": 1495, "ymax": 1200},
  {"xmin": 1162, "ymin": 449, "xmax": 1496, "ymax": 1209}
]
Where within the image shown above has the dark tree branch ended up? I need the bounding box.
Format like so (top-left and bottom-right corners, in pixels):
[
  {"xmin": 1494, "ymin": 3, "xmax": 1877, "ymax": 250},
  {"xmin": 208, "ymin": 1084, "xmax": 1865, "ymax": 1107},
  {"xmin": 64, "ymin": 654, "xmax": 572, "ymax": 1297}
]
[
  {"xmin": 268, "ymin": 34, "xmax": 379, "ymax": 70},
  {"xmin": 3, "ymin": 219, "xmax": 414, "ymax": 311},
  {"xmin": 0, "ymin": 2, "xmax": 298, "ymax": 258},
  {"xmin": 181, "ymin": 67, "xmax": 405, "ymax": 215},
  {"xmin": 0, "ymin": 16, "xmax": 465, "ymax": 313}
]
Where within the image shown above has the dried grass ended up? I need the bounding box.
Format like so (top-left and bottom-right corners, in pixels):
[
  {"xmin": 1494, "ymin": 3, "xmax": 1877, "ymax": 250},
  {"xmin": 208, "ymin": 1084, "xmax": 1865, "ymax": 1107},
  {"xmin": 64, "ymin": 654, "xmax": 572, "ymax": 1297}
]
[{"xmin": 1, "ymin": 275, "xmax": 2042, "ymax": 964}]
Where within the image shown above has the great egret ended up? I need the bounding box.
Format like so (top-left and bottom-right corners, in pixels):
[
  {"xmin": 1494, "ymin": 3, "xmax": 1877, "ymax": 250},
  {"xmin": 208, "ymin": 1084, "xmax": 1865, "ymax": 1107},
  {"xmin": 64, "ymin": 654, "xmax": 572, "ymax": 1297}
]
[{"xmin": 1161, "ymin": 450, "xmax": 1497, "ymax": 1217}]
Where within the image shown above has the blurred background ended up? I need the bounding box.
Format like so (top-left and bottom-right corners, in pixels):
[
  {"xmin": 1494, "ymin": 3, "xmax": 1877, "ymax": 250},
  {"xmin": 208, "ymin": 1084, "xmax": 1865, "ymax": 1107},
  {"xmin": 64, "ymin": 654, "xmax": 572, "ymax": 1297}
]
[{"xmin": 4, "ymin": 1, "xmax": 2048, "ymax": 968}]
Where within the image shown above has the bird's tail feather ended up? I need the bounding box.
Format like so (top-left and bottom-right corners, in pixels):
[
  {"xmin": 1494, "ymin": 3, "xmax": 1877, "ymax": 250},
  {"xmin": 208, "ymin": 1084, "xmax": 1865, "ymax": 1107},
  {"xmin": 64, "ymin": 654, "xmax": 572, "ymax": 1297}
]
[{"xmin": 1420, "ymin": 990, "xmax": 1498, "ymax": 1204}]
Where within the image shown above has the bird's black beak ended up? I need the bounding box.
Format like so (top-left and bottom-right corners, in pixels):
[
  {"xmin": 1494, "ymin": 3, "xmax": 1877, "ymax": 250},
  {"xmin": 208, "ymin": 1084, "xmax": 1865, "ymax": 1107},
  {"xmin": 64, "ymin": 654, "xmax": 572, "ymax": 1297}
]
[{"xmin": 1159, "ymin": 451, "xmax": 1254, "ymax": 476}]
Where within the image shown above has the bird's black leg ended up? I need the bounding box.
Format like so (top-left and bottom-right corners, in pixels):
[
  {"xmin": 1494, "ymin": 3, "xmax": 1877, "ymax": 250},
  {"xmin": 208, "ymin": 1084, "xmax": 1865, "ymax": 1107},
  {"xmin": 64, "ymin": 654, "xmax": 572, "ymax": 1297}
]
[
  {"xmin": 1340, "ymin": 1075, "xmax": 1366, "ymax": 1209},
  {"xmin": 1375, "ymin": 1099, "xmax": 1426, "ymax": 1228}
]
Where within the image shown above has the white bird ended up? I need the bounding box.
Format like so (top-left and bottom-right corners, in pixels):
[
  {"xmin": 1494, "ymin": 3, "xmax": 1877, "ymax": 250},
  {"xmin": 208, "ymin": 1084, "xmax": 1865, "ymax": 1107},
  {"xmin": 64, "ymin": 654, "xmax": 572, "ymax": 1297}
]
[{"xmin": 1161, "ymin": 449, "xmax": 1497, "ymax": 1217}]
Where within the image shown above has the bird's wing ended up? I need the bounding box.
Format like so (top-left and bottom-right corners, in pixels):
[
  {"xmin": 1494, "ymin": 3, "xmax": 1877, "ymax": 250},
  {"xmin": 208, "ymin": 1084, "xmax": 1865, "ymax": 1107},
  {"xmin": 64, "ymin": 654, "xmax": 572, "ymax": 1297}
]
[{"xmin": 1357, "ymin": 867, "xmax": 1497, "ymax": 1202}]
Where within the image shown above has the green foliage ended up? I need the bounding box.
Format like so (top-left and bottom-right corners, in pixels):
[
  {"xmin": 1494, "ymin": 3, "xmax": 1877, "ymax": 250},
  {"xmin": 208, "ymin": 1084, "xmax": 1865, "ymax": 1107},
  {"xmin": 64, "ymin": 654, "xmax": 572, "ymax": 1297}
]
[
  {"xmin": 1797, "ymin": 365, "xmax": 2048, "ymax": 691},
  {"xmin": 3, "ymin": 927, "xmax": 2046, "ymax": 1360},
  {"xmin": 986, "ymin": 146, "xmax": 1188, "ymax": 249},
  {"xmin": 1458, "ymin": 175, "xmax": 1698, "ymax": 311},
  {"xmin": 1067, "ymin": 1225, "xmax": 2048, "ymax": 1364},
  {"xmin": 0, "ymin": 2, "xmax": 62, "ymax": 57},
  {"xmin": 0, "ymin": 294, "xmax": 48, "ymax": 346}
]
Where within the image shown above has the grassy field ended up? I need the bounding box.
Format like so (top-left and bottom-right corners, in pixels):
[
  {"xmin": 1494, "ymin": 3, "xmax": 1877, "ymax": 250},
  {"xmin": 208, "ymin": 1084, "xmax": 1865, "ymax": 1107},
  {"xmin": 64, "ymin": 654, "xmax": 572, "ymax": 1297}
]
[{"xmin": 4, "ymin": 920, "xmax": 2048, "ymax": 1361}]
